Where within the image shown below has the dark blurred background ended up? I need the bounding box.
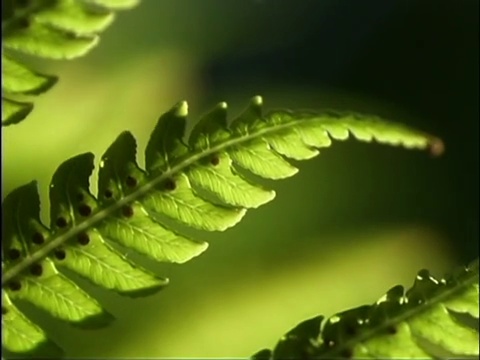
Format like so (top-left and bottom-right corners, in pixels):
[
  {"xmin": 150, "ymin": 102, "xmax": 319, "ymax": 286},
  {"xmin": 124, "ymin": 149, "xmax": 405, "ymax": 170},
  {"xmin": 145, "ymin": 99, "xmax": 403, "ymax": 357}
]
[
  {"xmin": 201, "ymin": 0, "xmax": 479, "ymax": 263},
  {"xmin": 3, "ymin": 0, "xmax": 478, "ymax": 357}
]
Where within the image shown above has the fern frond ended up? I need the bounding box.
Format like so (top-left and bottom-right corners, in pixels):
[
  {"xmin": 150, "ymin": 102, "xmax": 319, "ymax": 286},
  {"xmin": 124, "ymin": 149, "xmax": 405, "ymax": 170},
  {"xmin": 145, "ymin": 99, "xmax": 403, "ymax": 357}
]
[
  {"xmin": 1, "ymin": 0, "xmax": 139, "ymax": 126},
  {"xmin": 1, "ymin": 96, "xmax": 443, "ymax": 355},
  {"xmin": 252, "ymin": 259, "xmax": 479, "ymax": 359}
]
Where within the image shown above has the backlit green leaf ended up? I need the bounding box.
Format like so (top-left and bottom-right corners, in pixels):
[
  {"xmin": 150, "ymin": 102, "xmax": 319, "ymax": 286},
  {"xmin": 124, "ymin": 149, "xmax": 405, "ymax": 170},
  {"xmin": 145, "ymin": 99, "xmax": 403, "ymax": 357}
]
[
  {"xmin": 2, "ymin": 96, "xmax": 445, "ymax": 355},
  {"xmin": 255, "ymin": 259, "xmax": 479, "ymax": 359},
  {"xmin": 1, "ymin": 0, "xmax": 140, "ymax": 125}
]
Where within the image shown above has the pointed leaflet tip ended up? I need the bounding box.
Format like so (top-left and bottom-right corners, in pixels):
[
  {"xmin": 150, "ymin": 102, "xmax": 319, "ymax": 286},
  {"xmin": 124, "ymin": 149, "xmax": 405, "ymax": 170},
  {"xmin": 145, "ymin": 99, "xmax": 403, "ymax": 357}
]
[
  {"xmin": 188, "ymin": 101, "xmax": 230, "ymax": 149},
  {"xmin": 231, "ymin": 96, "xmax": 264, "ymax": 129},
  {"xmin": 252, "ymin": 95, "xmax": 263, "ymax": 106},
  {"xmin": 175, "ymin": 101, "xmax": 188, "ymax": 117},
  {"xmin": 248, "ymin": 96, "xmax": 263, "ymax": 118}
]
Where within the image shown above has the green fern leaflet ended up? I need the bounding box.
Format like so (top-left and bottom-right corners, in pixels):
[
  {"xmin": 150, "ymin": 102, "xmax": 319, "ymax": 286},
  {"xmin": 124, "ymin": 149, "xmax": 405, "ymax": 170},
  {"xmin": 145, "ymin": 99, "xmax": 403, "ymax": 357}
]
[
  {"xmin": 1, "ymin": 0, "xmax": 140, "ymax": 126},
  {"xmin": 253, "ymin": 259, "xmax": 479, "ymax": 359},
  {"xmin": 2, "ymin": 96, "xmax": 443, "ymax": 355}
]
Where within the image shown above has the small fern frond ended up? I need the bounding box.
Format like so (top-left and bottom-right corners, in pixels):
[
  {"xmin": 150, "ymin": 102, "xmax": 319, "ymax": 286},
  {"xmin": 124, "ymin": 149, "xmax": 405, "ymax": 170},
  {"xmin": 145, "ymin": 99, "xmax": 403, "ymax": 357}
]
[
  {"xmin": 1, "ymin": 96, "xmax": 442, "ymax": 355},
  {"xmin": 1, "ymin": 0, "xmax": 139, "ymax": 126},
  {"xmin": 252, "ymin": 259, "xmax": 479, "ymax": 360}
]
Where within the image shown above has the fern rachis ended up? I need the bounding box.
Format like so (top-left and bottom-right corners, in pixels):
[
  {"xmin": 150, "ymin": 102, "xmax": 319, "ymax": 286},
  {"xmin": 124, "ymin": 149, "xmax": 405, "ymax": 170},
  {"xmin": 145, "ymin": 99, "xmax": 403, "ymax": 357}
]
[
  {"xmin": 1, "ymin": 96, "xmax": 443, "ymax": 285},
  {"xmin": 2, "ymin": 95, "xmax": 445, "ymax": 354},
  {"xmin": 254, "ymin": 259, "xmax": 479, "ymax": 359},
  {"xmin": 2, "ymin": 0, "xmax": 477, "ymax": 358}
]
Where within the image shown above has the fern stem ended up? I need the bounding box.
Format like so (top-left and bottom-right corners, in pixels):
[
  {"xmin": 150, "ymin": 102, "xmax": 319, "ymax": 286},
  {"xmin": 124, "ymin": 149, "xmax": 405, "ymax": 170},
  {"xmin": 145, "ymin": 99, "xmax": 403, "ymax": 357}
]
[
  {"xmin": 2, "ymin": 118, "xmax": 330, "ymax": 284},
  {"xmin": 319, "ymin": 259, "xmax": 479, "ymax": 358}
]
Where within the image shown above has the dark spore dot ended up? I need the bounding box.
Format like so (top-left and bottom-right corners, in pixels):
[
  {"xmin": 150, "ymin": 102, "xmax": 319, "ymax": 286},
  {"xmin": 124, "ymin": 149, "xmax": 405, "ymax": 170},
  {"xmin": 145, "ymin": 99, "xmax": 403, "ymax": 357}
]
[
  {"xmin": 77, "ymin": 232, "xmax": 90, "ymax": 246},
  {"xmin": 340, "ymin": 348, "xmax": 353, "ymax": 359},
  {"xmin": 344, "ymin": 324, "xmax": 357, "ymax": 336},
  {"xmin": 7, "ymin": 248, "xmax": 21, "ymax": 261},
  {"xmin": 122, "ymin": 205, "xmax": 134, "ymax": 218},
  {"xmin": 2, "ymin": 306, "xmax": 7, "ymax": 315},
  {"xmin": 386, "ymin": 325, "xmax": 397, "ymax": 334},
  {"xmin": 210, "ymin": 155, "xmax": 220, "ymax": 166},
  {"xmin": 56, "ymin": 217, "xmax": 68, "ymax": 228},
  {"xmin": 125, "ymin": 175, "xmax": 137, "ymax": 188},
  {"xmin": 54, "ymin": 249, "xmax": 66, "ymax": 260},
  {"xmin": 32, "ymin": 232, "xmax": 45, "ymax": 245},
  {"xmin": 104, "ymin": 189, "xmax": 113, "ymax": 199},
  {"xmin": 163, "ymin": 178, "xmax": 176, "ymax": 191},
  {"xmin": 29, "ymin": 263, "xmax": 43, "ymax": 277},
  {"xmin": 78, "ymin": 204, "xmax": 92, "ymax": 217},
  {"xmin": 8, "ymin": 280, "xmax": 22, "ymax": 291}
]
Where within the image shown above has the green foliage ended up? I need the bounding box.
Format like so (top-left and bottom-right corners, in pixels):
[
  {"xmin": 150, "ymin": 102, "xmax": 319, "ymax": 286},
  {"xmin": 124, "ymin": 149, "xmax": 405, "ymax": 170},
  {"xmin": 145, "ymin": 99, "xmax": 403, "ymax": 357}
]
[
  {"xmin": 253, "ymin": 259, "xmax": 479, "ymax": 359},
  {"xmin": 2, "ymin": 96, "xmax": 443, "ymax": 356},
  {"xmin": 1, "ymin": 0, "xmax": 140, "ymax": 126},
  {"xmin": 1, "ymin": 1, "xmax": 476, "ymax": 358}
]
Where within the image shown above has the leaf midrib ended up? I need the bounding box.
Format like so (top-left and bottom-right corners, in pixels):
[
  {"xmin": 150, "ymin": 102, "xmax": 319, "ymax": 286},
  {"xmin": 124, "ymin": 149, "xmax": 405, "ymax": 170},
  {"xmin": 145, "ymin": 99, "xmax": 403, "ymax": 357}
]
[{"xmin": 2, "ymin": 116, "xmax": 317, "ymax": 284}]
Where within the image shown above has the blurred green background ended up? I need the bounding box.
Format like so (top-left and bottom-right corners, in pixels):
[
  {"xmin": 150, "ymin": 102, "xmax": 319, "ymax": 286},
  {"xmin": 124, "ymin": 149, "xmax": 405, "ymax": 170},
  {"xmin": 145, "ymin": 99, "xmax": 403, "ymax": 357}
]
[{"xmin": 3, "ymin": 0, "xmax": 478, "ymax": 357}]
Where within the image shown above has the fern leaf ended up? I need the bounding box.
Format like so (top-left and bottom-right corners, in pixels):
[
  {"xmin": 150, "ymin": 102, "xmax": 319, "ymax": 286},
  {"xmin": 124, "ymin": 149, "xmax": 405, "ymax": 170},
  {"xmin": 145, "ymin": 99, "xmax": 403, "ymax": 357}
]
[
  {"xmin": 253, "ymin": 259, "xmax": 479, "ymax": 359},
  {"xmin": 2, "ymin": 291, "xmax": 48, "ymax": 354},
  {"xmin": 1, "ymin": 96, "xmax": 443, "ymax": 355},
  {"xmin": 1, "ymin": 0, "xmax": 139, "ymax": 126},
  {"xmin": 1, "ymin": 98, "xmax": 34, "ymax": 126},
  {"xmin": 2, "ymin": 55, "xmax": 58, "ymax": 94}
]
